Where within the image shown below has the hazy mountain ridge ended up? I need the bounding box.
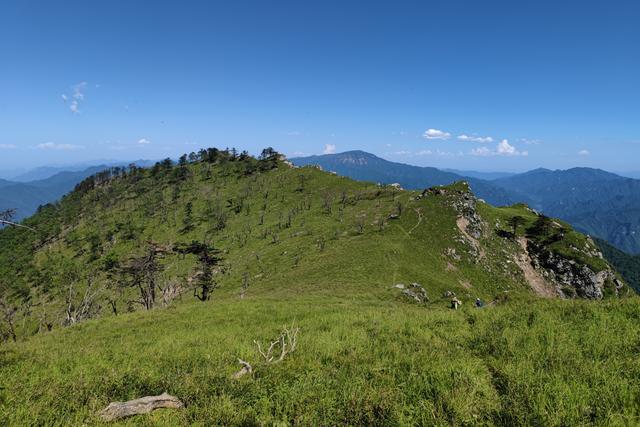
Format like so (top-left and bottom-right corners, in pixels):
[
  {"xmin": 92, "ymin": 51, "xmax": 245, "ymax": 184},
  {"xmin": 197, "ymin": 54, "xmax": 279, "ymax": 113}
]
[
  {"xmin": 291, "ymin": 151, "xmax": 522, "ymax": 206},
  {"xmin": 493, "ymin": 168, "xmax": 640, "ymax": 254},
  {"xmin": 0, "ymin": 161, "xmax": 154, "ymax": 221}
]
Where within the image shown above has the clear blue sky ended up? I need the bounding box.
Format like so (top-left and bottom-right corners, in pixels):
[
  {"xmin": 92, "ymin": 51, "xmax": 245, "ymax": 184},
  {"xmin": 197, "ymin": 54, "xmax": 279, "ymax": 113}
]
[{"xmin": 1, "ymin": 0, "xmax": 639, "ymax": 171}]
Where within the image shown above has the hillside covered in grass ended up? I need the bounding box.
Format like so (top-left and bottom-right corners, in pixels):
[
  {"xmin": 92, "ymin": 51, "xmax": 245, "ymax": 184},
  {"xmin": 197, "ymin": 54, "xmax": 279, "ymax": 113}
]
[{"xmin": 0, "ymin": 148, "xmax": 637, "ymax": 425}]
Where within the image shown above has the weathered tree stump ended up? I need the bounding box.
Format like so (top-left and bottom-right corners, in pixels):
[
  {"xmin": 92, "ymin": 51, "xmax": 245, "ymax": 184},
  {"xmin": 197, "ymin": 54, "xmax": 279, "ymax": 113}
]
[{"xmin": 99, "ymin": 392, "xmax": 184, "ymax": 421}]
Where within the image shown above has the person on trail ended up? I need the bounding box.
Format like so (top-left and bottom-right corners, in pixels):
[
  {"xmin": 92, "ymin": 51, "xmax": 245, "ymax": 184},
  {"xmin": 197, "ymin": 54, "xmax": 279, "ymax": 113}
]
[
  {"xmin": 474, "ymin": 298, "xmax": 484, "ymax": 308},
  {"xmin": 450, "ymin": 297, "xmax": 462, "ymax": 310}
]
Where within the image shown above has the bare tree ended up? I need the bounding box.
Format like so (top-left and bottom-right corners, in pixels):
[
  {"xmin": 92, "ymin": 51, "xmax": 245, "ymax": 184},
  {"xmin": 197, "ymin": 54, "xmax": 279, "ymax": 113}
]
[
  {"xmin": 240, "ymin": 272, "xmax": 249, "ymax": 299},
  {"xmin": 0, "ymin": 297, "xmax": 18, "ymax": 342},
  {"xmin": 0, "ymin": 209, "xmax": 35, "ymax": 231},
  {"xmin": 158, "ymin": 277, "xmax": 182, "ymax": 307},
  {"xmin": 254, "ymin": 326, "xmax": 300, "ymax": 364},
  {"xmin": 64, "ymin": 277, "xmax": 101, "ymax": 326}
]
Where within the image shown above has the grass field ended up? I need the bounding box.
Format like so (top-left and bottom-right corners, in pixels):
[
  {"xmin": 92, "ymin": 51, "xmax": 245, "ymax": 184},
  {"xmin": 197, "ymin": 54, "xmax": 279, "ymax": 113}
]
[{"xmin": 1, "ymin": 293, "xmax": 639, "ymax": 426}]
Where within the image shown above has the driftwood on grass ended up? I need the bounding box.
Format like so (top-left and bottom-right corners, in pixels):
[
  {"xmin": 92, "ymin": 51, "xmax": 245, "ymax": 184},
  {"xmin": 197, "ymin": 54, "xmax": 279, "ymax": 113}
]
[
  {"xmin": 99, "ymin": 392, "xmax": 184, "ymax": 421},
  {"xmin": 232, "ymin": 359, "xmax": 253, "ymax": 379}
]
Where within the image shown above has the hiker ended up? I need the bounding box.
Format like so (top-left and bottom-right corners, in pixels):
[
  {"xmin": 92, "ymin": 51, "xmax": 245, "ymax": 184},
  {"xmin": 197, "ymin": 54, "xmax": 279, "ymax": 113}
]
[
  {"xmin": 450, "ymin": 297, "xmax": 462, "ymax": 310},
  {"xmin": 474, "ymin": 298, "xmax": 484, "ymax": 308}
]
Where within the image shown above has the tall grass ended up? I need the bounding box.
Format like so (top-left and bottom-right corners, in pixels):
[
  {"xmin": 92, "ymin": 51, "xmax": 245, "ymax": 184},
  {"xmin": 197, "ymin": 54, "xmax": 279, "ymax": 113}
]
[{"xmin": 1, "ymin": 295, "xmax": 638, "ymax": 425}]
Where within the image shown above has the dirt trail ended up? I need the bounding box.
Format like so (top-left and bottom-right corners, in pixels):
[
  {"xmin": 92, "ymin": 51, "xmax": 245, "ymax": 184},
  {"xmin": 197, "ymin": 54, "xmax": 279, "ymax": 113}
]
[
  {"xmin": 407, "ymin": 208, "xmax": 424, "ymax": 235},
  {"xmin": 514, "ymin": 237, "xmax": 557, "ymax": 297},
  {"xmin": 456, "ymin": 217, "xmax": 485, "ymax": 259}
]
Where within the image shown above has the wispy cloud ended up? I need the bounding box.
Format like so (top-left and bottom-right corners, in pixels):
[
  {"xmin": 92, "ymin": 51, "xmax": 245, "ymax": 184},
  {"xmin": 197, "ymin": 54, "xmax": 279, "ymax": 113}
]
[
  {"xmin": 518, "ymin": 138, "xmax": 542, "ymax": 145},
  {"xmin": 578, "ymin": 149, "xmax": 590, "ymax": 156},
  {"xmin": 470, "ymin": 139, "xmax": 528, "ymax": 157},
  {"xmin": 62, "ymin": 82, "xmax": 88, "ymax": 114},
  {"xmin": 323, "ymin": 144, "xmax": 336, "ymax": 154},
  {"xmin": 285, "ymin": 131, "xmax": 302, "ymax": 136},
  {"xmin": 37, "ymin": 142, "xmax": 84, "ymax": 151},
  {"xmin": 458, "ymin": 134, "xmax": 494, "ymax": 143},
  {"xmin": 387, "ymin": 149, "xmax": 459, "ymax": 157},
  {"xmin": 137, "ymin": 138, "xmax": 151, "ymax": 145},
  {"xmin": 0, "ymin": 144, "xmax": 17, "ymax": 149},
  {"xmin": 422, "ymin": 128, "xmax": 451, "ymax": 140}
]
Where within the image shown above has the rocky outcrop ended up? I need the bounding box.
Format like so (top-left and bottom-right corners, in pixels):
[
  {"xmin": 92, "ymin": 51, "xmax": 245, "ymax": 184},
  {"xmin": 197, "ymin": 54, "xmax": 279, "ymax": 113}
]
[
  {"xmin": 398, "ymin": 283, "xmax": 429, "ymax": 303},
  {"xmin": 526, "ymin": 241, "xmax": 624, "ymax": 299},
  {"xmin": 420, "ymin": 183, "xmax": 485, "ymax": 239}
]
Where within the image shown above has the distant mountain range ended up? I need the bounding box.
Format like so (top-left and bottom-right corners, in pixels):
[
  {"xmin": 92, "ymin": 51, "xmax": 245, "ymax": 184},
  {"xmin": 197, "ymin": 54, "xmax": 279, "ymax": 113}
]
[
  {"xmin": 0, "ymin": 160, "xmax": 154, "ymax": 221},
  {"xmin": 0, "ymin": 166, "xmax": 112, "ymax": 221},
  {"xmin": 292, "ymin": 151, "xmax": 640, "ymax": 254}
]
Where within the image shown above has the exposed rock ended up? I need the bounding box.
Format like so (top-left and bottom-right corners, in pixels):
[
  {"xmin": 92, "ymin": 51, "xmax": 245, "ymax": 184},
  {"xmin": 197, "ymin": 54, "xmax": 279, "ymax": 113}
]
[
  {"xmin": 99, "ymin": 393, "xmax": 184, "ymax": 421},
  {"xmin": 444, "ymin": 247, "xmax": 461, "ymax": 261},
  {"xmin": 450, "ymin": 186, "xmax": 484, "ymax": 240},
  {"xmin": 526, "ymin": 240, "xmax": 624, "ymax": 299},
  {"xmin": 401, "ymin": 283, "xmax": 429, "ymax": 303},
  {"xmin": 392, "ymin": 283, "xmax": 405, "ymax": 289}
]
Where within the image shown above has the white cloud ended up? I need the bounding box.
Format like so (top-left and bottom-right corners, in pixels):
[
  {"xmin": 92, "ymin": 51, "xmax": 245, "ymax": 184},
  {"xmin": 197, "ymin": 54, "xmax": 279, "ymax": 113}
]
[
  {"xmin": 285, "ymin": 131, "xmax": 301, "ymax": 136},
  {"xmin": 498, "ymin": 139, "xmax": 528, "ymax": 156},
  {"xmin": 62, "ymin": 81, "xmax": 87, "ymax": 114},
  {"xmin": 37, "ymin": 142, "xmax": 84, "ymax": 151},
  {"xmin": 392, "ymin": 150, "xmax": 412, "ymax": 155},
  {"xmin": 422, "ymin": 128, "xmax": 451, "ymax": 140},
  {"xmin": 470, "ymin": 146, "xmax": 493, "ymax": 157},
  {"xmin": 470, "ymin": 139, "xmax": 527, "ymax": 157},
  {"xmin": 72, "ymin": 82, "xmax": 87, "ymax": 100},
  {"xmin": 497, "ymin": 139, "xmax": 517, "ymax": 155},
  {"xmin": 137, "ymin": 138, "xmax": 151, "ymax": 145},
  {"xmin": 0, "ymin": 144, "xmax": 16, "ymax": 149},
  {"xmin": 417, "ymin": 149, "xmax": 433, "ymax": 155},
  {"xmin": 458, "ymin": 134, "xmax": 494, "ymax": 143},
  {"xmin": 578, "ymin": 149, "xmax": 590, "ymax": 156},
  {"xmin": 323, "ymin": 144, "xmax": 336, "ymax": 154}
]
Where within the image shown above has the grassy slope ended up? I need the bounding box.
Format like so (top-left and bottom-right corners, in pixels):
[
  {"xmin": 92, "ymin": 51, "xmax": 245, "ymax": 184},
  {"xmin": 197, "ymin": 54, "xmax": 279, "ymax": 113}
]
[
  {"xmin": 1, "ymin": 158, "xmax": 638, "ymax": 425},
  {"xmin": 1, "ymin": 296, "xmax": 639, "ymax": 425}
]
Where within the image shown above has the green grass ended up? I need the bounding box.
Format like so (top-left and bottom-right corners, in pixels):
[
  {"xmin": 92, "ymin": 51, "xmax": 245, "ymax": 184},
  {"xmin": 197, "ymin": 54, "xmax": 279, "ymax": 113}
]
[
  {"xmin": 0, "ymin": 154, "xmax": 637, "ymax": 425},
  {"xmin": 1, "ymin": 295, "xmax": 639, "ymax": 426}
]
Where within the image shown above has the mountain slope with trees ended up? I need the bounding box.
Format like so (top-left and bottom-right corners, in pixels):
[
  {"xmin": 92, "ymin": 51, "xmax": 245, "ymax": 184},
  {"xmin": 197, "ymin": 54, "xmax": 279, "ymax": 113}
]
[
  {"xmin": 291, "ymin": 151, "xmax": 522, "ymax": 206},
  {"xmin": 0, "ymin": 148, "xmax": 637, "ymax": 425}
]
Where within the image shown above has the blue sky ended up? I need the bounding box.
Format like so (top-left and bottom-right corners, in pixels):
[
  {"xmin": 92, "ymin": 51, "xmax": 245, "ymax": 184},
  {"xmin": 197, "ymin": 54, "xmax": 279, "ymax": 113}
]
[{"xmin": 1, "ymin": 0, "xmax": 639, "ymax": 172}]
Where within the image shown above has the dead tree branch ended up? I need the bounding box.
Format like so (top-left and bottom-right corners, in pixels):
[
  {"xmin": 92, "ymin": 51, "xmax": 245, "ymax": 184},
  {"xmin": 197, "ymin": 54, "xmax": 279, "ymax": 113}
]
[{"xmin": 253, "ymin": 326, "xmax": 299, "ymax": 364}]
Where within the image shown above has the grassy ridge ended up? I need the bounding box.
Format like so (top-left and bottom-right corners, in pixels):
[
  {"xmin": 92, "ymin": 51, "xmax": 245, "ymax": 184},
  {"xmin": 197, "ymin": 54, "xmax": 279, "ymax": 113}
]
[
  {"xmin": 1, "ymin": 152, "xmax": 637, "ymax": 425},
  {"xmin": 1, "ymin": 295, "xmax": 639, "ymax": 425}
]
